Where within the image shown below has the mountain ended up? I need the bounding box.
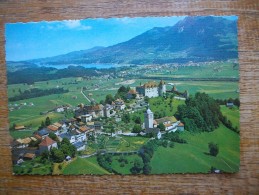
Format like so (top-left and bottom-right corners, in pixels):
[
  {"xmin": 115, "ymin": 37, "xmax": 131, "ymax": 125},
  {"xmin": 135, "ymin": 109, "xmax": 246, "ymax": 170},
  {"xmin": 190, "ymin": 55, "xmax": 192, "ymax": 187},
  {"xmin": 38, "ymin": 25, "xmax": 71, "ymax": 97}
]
[
  {"xmin": 31, "ymin": 16, "xmax": 238, "ymax": 65},
  {"xmin": 30, "ymin": 46, "xmax": 105, "ymax": 65}
]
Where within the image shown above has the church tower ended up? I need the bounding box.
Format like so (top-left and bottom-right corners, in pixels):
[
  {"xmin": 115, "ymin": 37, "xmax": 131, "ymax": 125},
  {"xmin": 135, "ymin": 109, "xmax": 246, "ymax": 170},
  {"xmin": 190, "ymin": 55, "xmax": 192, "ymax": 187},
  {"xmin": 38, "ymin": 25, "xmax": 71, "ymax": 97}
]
[{"xmin": 144, "ymin": 106, "xmax": 154, "ymax": 130}]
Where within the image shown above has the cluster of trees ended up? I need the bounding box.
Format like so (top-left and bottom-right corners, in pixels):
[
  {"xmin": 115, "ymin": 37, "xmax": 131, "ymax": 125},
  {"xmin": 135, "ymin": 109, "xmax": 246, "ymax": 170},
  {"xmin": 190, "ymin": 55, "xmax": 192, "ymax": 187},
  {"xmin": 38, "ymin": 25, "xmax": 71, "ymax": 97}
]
[
  {"xmin": 163, "ymin": 132, "xmax": 187, "ymax": 144},
  {"xmin": 122, "ymin": 113, "xmax": 131, "ymax": 124},
  {"xmin": 220, "ymin": 115, "xmax": 239, "ymax": 134},
  {"xmin": 132, "ymin": 140, "xmax": 159, "ymax": 174},
  {"xmin": 208, "ymin": 142, "xmax": 219, "ymax": 157},
  {"xmin": 9, "ymin": 87, "xmax": 69, "ymax": 102},
  {"xmin": 8, "ymin": 66, "xmax": 102, "ymax": 85},
  {"xmin": 38, "ymin": 117, "xmax": 51, "ymax": 130},
  {"xmin": 216, "ymin": 98, "xmax": 240, "ymax": 107},
  {"xmin": 175, "ymin": 92, "xmax": 222, "ymax": 132},
  {"xmin": 97, "ymin": 153, "xmax": 113, "ymax": 173},
  {"xmin": 104, "ymin": 85, "xmax": 131, "ymax": 104}
]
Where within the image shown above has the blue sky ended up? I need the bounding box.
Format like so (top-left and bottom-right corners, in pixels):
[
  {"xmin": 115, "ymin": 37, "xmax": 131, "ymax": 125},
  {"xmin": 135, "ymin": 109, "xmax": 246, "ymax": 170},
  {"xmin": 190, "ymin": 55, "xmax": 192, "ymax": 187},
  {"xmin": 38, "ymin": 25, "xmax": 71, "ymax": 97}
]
[{"xmin": 5, "ymin": 16, "xmax": 237, "ymax": 61}]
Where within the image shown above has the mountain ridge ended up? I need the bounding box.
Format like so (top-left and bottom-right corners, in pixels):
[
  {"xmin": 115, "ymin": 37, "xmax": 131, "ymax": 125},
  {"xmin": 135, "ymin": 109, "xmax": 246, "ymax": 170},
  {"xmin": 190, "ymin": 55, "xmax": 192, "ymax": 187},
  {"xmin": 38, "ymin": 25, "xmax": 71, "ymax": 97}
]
[{"xmin": 12, "ymin": 16, "xmax": 238, "ymax": 66}]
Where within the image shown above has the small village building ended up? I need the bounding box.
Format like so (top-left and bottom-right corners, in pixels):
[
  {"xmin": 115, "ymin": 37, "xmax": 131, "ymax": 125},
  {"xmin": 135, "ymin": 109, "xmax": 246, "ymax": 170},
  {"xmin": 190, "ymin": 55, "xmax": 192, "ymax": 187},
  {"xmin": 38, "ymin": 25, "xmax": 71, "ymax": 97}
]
[
  {"xmin": 226, "ymin": 102, "xmax": 234, "ymax": 108},
  {"xmin": 23, "ymin": 153, "xmax": 36, "ymax": 160},
  {"xmin": 39, "ymin": 136, "xmax": 58, "ymax": 154},
  {"xmin": 84, "ymin": 104, "xmax": 104, "ymax": 118},
  {"xmin": 155, "ymin": 116, "xmax": 178, "ymax": 131},
  {"xmin": 15, "ymin": 137, "xmax": 32, "ymax": 148},
  {"xmin": 55, "ymin": 106, "xmax": 65, "ymax": 112},
  {"xmin": 127, "ymin": 89, "xmax": 138, "ymax": 99},
  {"xmin": 177, "ymin": 122, "xmax": 185, "ymax": 131},
  {"xmin": 81, "ymin": 114, "xmax": 92, "ymax": 123},
  {"xmin": 47, "ymin": 125, "xmax": 59, "ymax": 135},
  {"xmin": 103, "ymin": 104, "xmax": 114, "ymax": 118},
  {"xmin": 35, "ymin": 128, "xmax": 49, "ymax": 139},
  {"xmin": 14, "ymin": 125, "xmax": 26, "ymax": 131},
  {"xmin": 53, "ymin": 122, "xmax": 62, "ymax": 129},
  {"xmin": 113, "ymin": 99, "xmax": 126, "ymax": 110},
  {"xmin": 73, "ymin": 141, "xmax": 86, "ymax": 151}
]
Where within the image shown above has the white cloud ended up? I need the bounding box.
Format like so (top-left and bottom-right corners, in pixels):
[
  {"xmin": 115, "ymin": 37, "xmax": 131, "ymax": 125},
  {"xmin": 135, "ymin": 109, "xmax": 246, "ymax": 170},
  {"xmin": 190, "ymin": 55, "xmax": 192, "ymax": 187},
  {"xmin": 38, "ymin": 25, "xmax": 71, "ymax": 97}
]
[
  {"xmin": 63, "ymin": 20, "xmax": 92, "ymax": 30},
  {"xmin": 41, "ymin": 20, "xmax": 92, "ymax": 31}
]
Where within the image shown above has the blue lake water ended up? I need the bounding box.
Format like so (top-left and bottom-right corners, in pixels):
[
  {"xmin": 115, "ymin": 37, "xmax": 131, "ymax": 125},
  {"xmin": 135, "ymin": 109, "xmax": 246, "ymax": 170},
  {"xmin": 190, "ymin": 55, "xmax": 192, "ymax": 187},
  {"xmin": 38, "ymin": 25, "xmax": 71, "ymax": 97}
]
[{"xmin": 39, "ymin": 63, "xmax": 130, "ymax": 69}]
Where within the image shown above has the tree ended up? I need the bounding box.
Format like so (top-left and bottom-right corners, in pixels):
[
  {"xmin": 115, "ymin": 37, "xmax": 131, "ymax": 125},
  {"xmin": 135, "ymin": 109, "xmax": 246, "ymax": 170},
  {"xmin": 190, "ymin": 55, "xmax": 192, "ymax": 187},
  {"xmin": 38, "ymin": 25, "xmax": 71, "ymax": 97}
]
[
  {"xmin": 132, "ymin": 124, "xmax": 142, "ymax": 133},
  {"xmin": 130, "ymin": 159, "xmax": 143, "ymax": 174},
  {"xmin": 143, "ymin": 163, "xmax": 152, "ymax": 174},
  {"xmin": 122, "ymin": 113, "xmax": 131, "ymax": 123},
  {"xmin": 105, "ymin": 94, "xmax": 114, "ymax": 104},
  {"xmin": 208, "ymin": 142, "xmax": 219, "ymax": 157},
  {"xmin": 157, "ymin": 122, "xmax": 165, "ymax": 131},
  {"xmin": 45, "ymin": 117, "xmax": 51, "ymax": 126},
  {"xmin": 49, "ymin": 132, "xmax": 59, "ymax": 142},
  {"xmin": 134, "ymin": 116, "xmax": 141, "ymax": 124},
  {"xmin": 51, "ymin": 148, "xmax": 65, "ymax": 163}
]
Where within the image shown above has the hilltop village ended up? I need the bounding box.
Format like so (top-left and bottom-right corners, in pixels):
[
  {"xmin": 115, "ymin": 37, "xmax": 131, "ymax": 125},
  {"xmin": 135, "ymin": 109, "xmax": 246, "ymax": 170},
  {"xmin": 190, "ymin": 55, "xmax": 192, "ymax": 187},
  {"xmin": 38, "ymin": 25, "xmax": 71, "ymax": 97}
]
[{"xmin": 11, "ymin": 80, "xmax": 186, "ymax": 165}]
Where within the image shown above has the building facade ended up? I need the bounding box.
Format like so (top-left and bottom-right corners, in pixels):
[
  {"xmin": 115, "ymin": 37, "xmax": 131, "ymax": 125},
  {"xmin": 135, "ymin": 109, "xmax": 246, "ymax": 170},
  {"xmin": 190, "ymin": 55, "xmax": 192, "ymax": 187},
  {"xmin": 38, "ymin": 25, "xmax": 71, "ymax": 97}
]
[{"xmin": 136, "ymin": 80, "xmax": 166, "ymax": 98}]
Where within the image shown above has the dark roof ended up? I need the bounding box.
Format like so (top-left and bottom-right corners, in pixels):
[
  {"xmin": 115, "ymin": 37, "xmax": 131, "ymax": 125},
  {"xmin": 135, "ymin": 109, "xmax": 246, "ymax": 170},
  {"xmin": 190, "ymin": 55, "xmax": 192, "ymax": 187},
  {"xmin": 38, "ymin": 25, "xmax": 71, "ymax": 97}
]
[
  {"xmin": 146, "ymin": 127, "xmax": 160, "ymax": 134},
  {"xmin": 37, "ymin": 128, "xmax": 49, "ymax": 136},
  {"xmin": 59, "ymin": 133, "xmax": 72, "ymax": 140},
  {"xmin": 73, "ymin": 142, "xmax": 85, "ymax": 148}
]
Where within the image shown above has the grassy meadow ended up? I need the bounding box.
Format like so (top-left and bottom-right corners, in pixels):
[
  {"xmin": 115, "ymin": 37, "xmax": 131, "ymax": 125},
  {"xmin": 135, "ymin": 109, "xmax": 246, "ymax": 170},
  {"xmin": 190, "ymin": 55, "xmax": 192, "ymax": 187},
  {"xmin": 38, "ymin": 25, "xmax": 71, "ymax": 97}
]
[{"xmin": 150, "ymin": 124, "xmax": 240, "ymax": 173}]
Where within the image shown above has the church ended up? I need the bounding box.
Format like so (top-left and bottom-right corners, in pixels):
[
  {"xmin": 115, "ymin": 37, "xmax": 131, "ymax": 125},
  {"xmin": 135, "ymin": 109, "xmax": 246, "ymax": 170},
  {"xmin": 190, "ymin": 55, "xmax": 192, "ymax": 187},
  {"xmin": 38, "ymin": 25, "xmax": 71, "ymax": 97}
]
[
  {"xmin": 136, "ymin": 80, "xmax": 166, "ymax": 98},
  {"xmin": 144, "ymin": 106, "xmax": 160, "ymax": 134}
]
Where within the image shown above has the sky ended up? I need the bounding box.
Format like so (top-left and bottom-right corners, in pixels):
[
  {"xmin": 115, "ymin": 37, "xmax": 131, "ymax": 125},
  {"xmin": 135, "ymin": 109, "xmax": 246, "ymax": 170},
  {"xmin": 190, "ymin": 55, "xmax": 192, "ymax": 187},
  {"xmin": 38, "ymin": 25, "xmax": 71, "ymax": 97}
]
[{"xmin": 5, "ymin": 16, "xmax": 237, "ymax": 61}]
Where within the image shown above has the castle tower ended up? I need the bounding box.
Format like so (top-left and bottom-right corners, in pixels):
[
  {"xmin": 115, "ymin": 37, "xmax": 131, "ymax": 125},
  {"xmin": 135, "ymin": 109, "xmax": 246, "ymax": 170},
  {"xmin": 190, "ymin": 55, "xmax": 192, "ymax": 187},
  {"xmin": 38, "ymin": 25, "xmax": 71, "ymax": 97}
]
[
  {"xmin": 158, "ymin": 80, "xmax": 166, "ymax": 96},
  {"xmin": 144, "ymin": 106, "xmax": 154, "ymax": 130}
]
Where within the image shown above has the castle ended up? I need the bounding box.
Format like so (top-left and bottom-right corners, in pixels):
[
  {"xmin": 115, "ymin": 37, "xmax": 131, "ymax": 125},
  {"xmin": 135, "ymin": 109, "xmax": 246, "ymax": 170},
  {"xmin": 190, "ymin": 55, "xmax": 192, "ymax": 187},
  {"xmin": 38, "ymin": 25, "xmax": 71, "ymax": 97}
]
[{"xmin": 136, "ymin": 80, "xmax": 166, "ymax": 98}]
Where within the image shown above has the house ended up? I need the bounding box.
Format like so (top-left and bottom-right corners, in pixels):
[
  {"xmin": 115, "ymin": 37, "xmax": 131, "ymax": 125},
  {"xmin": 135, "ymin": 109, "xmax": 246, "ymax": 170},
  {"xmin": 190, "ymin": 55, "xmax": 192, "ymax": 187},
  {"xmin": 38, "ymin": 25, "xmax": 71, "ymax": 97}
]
[
  {"xmin": 136, "ymin": 80, "xmax": 166, "ymax": 98},
  {"xmin": 73, "ymin": 141, "xmax": 86, "ymax": 151},
  {"xmin": 35, "ymin": 128, "xmax": 49, "ymax": 139},
  {"xmin": 113, "ymin": 99, "xmax": 126, "ymax": 110},
  {"xmin": 226, "ymin": 102, "xmax": 234, "ymax": 108},
  {"xmin": 15, "ymin": 137, "xmax": 32, "ymax": 148},
  {"xmin": 81, "ymin": 114, "xmax": 92, "ymax": 123},
  {"xmin": 127, "ymin": 89, "xmax": 137, "ymax": 99},
  {"xmin": 53, "ymin": 122, "xmax": 63, "ymax": 129},
  {"xmin": 47, "ymin": 125, "xmax": 59, "ymax": 135},
  {"xmin": 39, "ymin": 136, "xmax": 58, "ymax": 154},
  {"xmin": 14, "ymin": 125, "xmax": 26, "ymax": 131},
  {"xmin": 11, "ymin": 147, "xmax": 37, "ymax": 164},
  {"xmin": 84, "ymin": 104, "xmax": 104, "ymax": 118},
  {"xmin": 55, "ymin": 106, "xmax": 65, "ymax": 112},
  {"xmin": 155, "ymin": 116, "xmax": 178, "ymax": 131},
  {"xmin": 103, "ymin": 104, "xmax": 114, "ymax": 118},
  {"xmin": 177, "ymin": 122, "xmax": 185, "ymax": 131},
  {"xmin": 23, "ymin": 153, "xmax": 36, "ymax": 160}
]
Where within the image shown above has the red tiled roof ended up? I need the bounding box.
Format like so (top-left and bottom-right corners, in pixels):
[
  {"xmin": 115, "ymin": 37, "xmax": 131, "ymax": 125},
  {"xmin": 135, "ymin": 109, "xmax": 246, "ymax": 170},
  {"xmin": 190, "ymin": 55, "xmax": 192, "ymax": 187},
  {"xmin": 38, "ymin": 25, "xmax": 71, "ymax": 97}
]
[
  {"xmin": 39, "ymin": 136, "xmax": 56, "ymax": 147},
  {"xmin": 128, "ymin": 89, "xmax": 136, "ymax": 94},
  {"xmin": 34, "ymin": 134, "xmax": 42, "ymax": 140},
  {"xmin": 79, "ymin": 126, "xmax": 88, "ymax": 132},
  {"xmin": 47, "ymin": 125, "xmax": 59, "ymax": 131},
  {"xmin": 178, "ymin": 122, "xmax": 184, "ymax": 127}
]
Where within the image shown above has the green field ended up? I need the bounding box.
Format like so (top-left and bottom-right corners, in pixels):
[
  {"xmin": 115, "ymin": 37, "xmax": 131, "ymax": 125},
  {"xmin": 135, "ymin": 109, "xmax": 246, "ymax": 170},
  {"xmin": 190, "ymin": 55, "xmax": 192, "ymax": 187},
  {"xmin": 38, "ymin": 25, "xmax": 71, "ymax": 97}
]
[
  {"xmin": 146, "ymin": 61, "xmax": 239, "ymax": 79},
  {"xmin": 111, "ymin": 154, "xmax": 142, "ymax": 174},
  {"xmin": 13, "ymin": 157, "xmax": 52, "ymax": 175},
  {"xmin": 221, "ymin": 105, "xmax": 240, "ymax": 129},
  {"xmin": 62, "ymin": 157, "xmax": 110, "ymax": 175},
  {"xmin": 151, "ymin": 124, "xmax": 240, "ymax": 173}
]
